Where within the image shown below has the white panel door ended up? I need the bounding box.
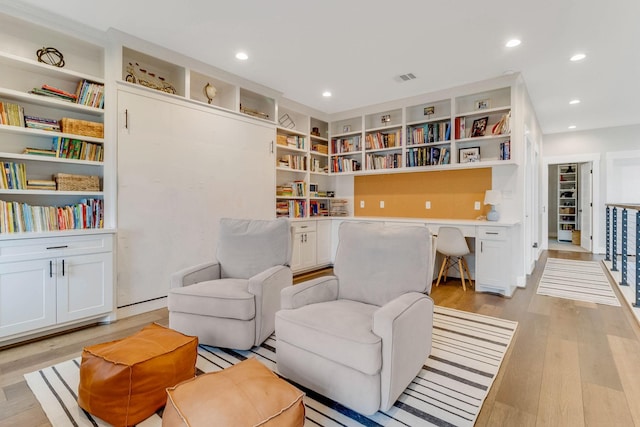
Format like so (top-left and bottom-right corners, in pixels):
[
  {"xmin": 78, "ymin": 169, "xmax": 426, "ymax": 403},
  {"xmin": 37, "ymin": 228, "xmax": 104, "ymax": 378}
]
[{"xmin": 117, "ymin": 89, "xmax": 275, "ymax": 307}]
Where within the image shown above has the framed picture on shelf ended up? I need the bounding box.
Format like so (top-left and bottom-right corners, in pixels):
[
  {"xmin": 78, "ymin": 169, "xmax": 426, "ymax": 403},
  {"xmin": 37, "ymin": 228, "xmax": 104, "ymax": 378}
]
[
  {"xmin": 475, "ymin": 99, "xmax": 490, "ymax": 110},
  {"xmin": 423, "ymin": 106, "xmax": 435, "ymax": 116},
  {"xmin": 343, "ymin": 125, "xmax": 351, "ymax": 133},
  {"xmin": 471, "ymin": 117, "xmax": 488, "ymax": 137},
  {"xmin": 459, "ymin": 147, "xmax": 480, "ymax": 163}
]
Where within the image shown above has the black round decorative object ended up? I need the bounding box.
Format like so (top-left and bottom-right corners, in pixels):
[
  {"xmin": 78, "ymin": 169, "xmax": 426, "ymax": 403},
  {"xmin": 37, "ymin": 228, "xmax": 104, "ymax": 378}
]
[{"xmin": 36, "ymin": 47, "xmax": 65, "ymax": 68}]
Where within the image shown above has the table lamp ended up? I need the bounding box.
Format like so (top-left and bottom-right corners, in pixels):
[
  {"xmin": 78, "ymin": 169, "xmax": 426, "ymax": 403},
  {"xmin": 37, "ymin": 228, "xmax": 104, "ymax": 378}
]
[{"xmin": 484, "ymin": 190, "xmax": 502, "ymax": 221}]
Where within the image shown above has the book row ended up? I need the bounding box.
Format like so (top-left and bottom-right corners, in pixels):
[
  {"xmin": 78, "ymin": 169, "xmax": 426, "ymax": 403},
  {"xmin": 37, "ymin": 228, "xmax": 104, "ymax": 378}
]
[
  {"xmin": 366, "ymin": 153, "xmax": 402, "ymax": 170},
  {"xmin": 0, "ymin": 198, "xmax": 104, "ymax": 233},
  {"xmin": 276, "ymin": 199, "xmax": 306, "ymax": 218},
  {"xmin": 277, "ymin": 154, "xmax": 307, "ymax": 171},
  {"xmin": 0, "ymin": 162, "xmax": 27, "ymax": 190},
  {"xmin": 52, "ymin": 136, "xmax": 104, "ymax": 161},
  {"xmin": 406, "ymin": 146, "xmax": 451, "ymax": 167},
  {"xmin": 499, "ymin": 140, "xmax": 511, "ymax": 160},
  {"xmin": 331, "ymin": 157, "xmax": 361, "ymax": 173},
  {"xmin": 365, "ymin": 130, "xmax": 402, "ymax": 150},
  {"xmin": 407, "ymin": 121, "xmax": 451, "ymax": 145},
  {"xmin": 331, "ymin": 136, "xmax": 361, "ymax": 154}
]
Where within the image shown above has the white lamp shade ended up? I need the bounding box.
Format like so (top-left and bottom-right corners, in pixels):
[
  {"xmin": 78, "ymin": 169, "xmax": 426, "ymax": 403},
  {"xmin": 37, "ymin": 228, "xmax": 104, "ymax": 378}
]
[{"xmin": 484, "ymin": 190, "xmax": 502, "ymax": 205}]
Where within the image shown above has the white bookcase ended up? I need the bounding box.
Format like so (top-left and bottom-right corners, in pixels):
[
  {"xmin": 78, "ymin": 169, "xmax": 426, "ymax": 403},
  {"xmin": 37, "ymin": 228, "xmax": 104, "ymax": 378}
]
[
  {"xmin": 0, "ymin": 12, "xmax": 114, "ymax": 344},
  {"xmin": 557, "ymin": 163, "xmax": 578, "ymax": 242}
]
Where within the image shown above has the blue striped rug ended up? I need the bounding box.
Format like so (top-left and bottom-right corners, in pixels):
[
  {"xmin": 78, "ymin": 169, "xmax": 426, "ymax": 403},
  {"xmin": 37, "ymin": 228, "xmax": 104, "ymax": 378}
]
[{"xmin": 25, "ymin": 306, "xmax": 517, "ymax": 426}]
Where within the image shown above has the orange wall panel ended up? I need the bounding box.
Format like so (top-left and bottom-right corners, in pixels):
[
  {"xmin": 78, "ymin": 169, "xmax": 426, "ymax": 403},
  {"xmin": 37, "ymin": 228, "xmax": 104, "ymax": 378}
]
[{"xmin": 354, "ymin": 168, "xmax": 492, "ymax": 219}]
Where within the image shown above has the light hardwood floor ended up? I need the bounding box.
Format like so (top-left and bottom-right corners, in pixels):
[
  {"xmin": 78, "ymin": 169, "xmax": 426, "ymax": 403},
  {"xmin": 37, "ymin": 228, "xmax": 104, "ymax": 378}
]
[{"xmin": 2, "ymin": 250, "xmax": 639, "ymax": 426}]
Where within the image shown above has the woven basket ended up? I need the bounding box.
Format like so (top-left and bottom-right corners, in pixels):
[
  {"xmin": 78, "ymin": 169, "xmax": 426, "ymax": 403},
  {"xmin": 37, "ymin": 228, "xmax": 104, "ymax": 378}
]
[
  {"xmin": 54, "ymin": 173, "xmax": 100, "ymax": 191},
  {"xmin": 60, "ymin": 118, "xmax": 104, "ymax": 138}
]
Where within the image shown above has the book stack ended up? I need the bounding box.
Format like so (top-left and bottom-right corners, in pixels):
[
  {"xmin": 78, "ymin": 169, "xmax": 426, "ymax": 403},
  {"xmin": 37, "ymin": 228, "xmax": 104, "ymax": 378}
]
[
  {"xmin": 22, "ymin": 148, "xmax": 57, "ymax": 157},
  {"xmin": 310, "ymin": 200, "xmax": 329, "ymax": 217},
  {"xmin": 0, "ymin": 102, "xmax": 25, "ymax": 127},
  {"xmin": 26, "ymin": 179, "xmax": 56, "ymax": 190},
  {"xmin": 24, "ymin": 115, "xmax": 60, "ymax": 132},
  {"xmin": 30, "ymin": 84, "xmax": 78, "ymax": 103},
  {"xmin": 75, "ymin": 80, "xmax": 105, "ymax": 109},
  {"xmin": 276, "ymin": 184, "xmax": 293, "ymax": 197},
  {"xmin": 0, "ymin": 161, "xmax": 27, "ymax": 189}
]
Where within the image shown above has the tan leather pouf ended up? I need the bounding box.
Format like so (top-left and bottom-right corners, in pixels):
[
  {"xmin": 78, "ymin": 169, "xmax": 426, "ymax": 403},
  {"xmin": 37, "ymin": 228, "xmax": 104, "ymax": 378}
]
[
  {"xmin": 78, "ymin": 323, "xmax": 198, "ymax": 427},
  {"xmin": 163, "ymin": 358, "xmax": 305, "ymax": 427}
]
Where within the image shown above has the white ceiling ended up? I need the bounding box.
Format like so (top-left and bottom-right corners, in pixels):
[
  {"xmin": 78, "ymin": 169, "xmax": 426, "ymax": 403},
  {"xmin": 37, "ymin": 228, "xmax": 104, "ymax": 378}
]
[{"xmin": 7, "ymin": 0, "xmax": 640, "ymax": 135}]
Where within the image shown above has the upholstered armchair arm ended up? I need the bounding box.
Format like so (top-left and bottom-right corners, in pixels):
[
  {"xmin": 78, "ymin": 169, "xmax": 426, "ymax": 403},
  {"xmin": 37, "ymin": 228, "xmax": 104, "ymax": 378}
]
[
  {"xmin": 247, "ymin": 265, "xmax": 293, "ymax": 346},
  {"xmin": 280, "ymin": 276, "xmax": 339, "ymax": 310},
  {"xmin": 372, "ymin": 292, "xmax": 434, "ymax": 411},
  {"xmin": 170, "ymin": 261, "xmax": 221, "ymax": 289}
]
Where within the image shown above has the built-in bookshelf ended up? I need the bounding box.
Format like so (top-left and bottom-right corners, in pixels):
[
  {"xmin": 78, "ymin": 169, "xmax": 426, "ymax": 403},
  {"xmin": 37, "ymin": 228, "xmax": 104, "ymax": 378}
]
[
  {"xmin": 275, "ymin": 109, "xmax": 340, "ymax": 219},
  {"xmin": 328, "ymin": 84, "xmax": 514, "ymax": 175},
  {"xmin": 558, "ymin": 163, "xmax": 578, "ymax": 242},
  {"xmin": 0, "ymin": 14, "xmax": 107, "ymax": 236}
]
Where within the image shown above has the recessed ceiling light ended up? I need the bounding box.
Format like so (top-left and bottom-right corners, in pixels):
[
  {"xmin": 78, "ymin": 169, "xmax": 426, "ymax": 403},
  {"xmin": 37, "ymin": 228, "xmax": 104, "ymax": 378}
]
[
  {"xmin": 569, "ymin": 99, "xmax": 581, "ymax": 105},
  {"xmin": 235, "ymin": 52, "xmax": 248, "ymax": 60},
  {"xmin": 322, "ymin": 91, "xmax": 332, "ymax": 97},
  {"xmin": 570, "ymin": 53, "xmax": 586, "ymax": 62},
  {"xmin": 568, "ymin": 125, "xmax": 577, "ymax": 129},
  {"xmin": 505, "ymin": 39, "xmax": 521, "ymax": 48}
]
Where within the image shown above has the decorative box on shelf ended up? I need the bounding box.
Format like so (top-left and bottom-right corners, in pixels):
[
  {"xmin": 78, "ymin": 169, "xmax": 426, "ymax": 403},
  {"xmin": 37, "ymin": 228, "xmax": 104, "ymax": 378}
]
[
  {"xmin": 54, "ymin": 173, "xmax": 100, "ymax": 191},
  {"xmin": 60, "ymin": 118, "xmax": 104, "ymax": 138}
]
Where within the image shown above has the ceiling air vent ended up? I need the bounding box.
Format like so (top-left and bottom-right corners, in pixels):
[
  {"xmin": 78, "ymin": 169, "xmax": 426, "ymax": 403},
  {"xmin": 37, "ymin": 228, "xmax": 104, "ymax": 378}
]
[{"xmin": 398, "ymin": 73, "xmax": 417, "ymax": 82}]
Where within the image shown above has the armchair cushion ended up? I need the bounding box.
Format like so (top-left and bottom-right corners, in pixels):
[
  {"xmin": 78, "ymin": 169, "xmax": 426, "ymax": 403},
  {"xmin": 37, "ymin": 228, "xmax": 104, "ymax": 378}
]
[
  {"xmin": 276, "ymin": 299, "xmax": 381, "ymax": 375},
  {"xmin": 217, "ymin": 218, "xmax": 292, "ymax": 279},
  {"xmin": 168, "ymin": 279, "xmax": 254, "ymax": 320},
  {"xmin": 334, "ymin": 222, "xmax": 432, "ymax": 306}
]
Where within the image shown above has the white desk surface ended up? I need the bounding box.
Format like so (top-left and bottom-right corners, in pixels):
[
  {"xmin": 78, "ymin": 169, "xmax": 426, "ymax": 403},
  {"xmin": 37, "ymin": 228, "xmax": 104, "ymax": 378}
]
[{"xmin": 334, "ymin": 216, "xmax": 520, "ymax": 227}]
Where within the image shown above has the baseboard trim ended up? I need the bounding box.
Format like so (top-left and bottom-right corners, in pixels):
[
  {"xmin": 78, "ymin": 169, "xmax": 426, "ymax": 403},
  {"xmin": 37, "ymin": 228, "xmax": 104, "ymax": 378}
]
[{"xmin": 117, "ymin": 297, "xmax": 167, "ymax": 319}]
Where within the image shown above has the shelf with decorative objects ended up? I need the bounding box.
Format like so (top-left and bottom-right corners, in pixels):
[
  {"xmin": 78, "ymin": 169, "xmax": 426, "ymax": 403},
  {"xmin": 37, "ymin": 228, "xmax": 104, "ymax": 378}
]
[{"xmin": 119, "ymin": 45, "xmax": 277, "ymax": 123}]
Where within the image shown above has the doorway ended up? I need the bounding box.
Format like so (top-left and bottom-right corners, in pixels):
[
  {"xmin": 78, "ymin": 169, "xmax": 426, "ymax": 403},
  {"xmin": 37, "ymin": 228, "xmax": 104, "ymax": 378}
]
[{"xmin": 547, "ymin": 162, "xmax": 592, "ymax": 252}]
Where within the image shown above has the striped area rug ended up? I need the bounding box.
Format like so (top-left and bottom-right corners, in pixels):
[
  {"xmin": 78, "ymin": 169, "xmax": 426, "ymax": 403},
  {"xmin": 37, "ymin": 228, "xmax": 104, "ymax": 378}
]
[
  {"xmin": 537, "ymin": 258, "xmax": 621, "ymax": 306},
  {"xmin": 24, "ymin": 306, "xmax": 517, "ymax": 427}
]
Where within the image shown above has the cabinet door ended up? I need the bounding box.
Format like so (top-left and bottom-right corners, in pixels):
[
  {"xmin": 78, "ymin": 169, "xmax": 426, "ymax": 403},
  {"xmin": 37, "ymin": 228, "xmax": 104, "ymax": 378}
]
[
  {"xmin": 316, "ymin": 221, "xmax": 332, "ymax": 265},
  {"xmin": 300, "ymin": 231, "xmax": 317, "ymax": 270},
  {"xmin": 57, "ymin": 253, "xmax": 113, "ymax": 323},
  {"xmin": 290, "ymin": 232, "xmax": 303, "ymax": 272},
  {"xmin": 476, "ymin": 239, "xmax": 508, "ymax": 289},
  {"xmin": 0, "ymin": 259, "xmax": 55, "ymax": 338}
]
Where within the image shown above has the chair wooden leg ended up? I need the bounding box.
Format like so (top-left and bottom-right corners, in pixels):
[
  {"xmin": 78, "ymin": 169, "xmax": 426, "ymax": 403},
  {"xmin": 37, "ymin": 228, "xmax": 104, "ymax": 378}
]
[
  {"xmin": 462, "ymin": 257, "xmax": 473, "ymax": 288},
  {"xmin": 458, "ymin": 258, "xmax": 466, "ymax": 291},
  {"xmin": 436, "ymin": 257, "xmax": 447, "ymax": 287}
]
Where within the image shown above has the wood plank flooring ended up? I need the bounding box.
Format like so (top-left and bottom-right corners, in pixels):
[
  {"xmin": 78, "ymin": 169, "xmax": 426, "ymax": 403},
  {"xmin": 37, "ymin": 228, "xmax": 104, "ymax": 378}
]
[{"xmin": 2, "ymin": 250, "xmax": 640, "ymax": 426}]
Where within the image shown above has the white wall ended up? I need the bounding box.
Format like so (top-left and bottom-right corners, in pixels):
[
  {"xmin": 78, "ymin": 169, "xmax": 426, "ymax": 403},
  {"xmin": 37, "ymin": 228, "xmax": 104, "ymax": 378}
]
[{"xmin": 543, "ymin": 123, "xmax": 640, "ymax": 252}]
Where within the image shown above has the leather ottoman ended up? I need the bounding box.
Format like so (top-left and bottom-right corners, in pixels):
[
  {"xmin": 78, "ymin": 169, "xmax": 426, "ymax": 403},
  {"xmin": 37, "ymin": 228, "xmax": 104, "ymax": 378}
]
[
  {"xmin": 78, "ymin": 323, "xmax": 198, "ymax": 427},
  {"xmin": 163, "ymin": 358, "xmax": 305, "ymax": 427}
]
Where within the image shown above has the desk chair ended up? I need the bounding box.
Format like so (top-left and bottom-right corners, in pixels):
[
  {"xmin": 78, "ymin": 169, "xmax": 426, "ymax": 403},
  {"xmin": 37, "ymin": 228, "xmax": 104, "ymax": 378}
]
[{"xmin": 435, "ymin": 226, "xmax": 472, "ymax": 291}]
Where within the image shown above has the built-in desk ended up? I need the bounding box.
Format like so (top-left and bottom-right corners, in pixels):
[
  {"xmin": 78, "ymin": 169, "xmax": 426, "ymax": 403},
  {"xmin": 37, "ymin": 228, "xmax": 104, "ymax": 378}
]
[{"xmin": 329, "ymin": 217, "xmax": 521, "ymax": 297}]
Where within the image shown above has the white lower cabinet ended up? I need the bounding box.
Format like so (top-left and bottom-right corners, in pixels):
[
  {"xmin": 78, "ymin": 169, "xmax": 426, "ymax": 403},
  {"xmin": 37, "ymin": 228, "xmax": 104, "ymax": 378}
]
[
  {"xmin": 475, "ymin": 226, "xmax": 515, "ymax": 296},
  {"xmin": 291, "ymin": 221, "xmax": 317, "ymax": 273},
  {"xmin": 0, "ymin": 234, "xmax": 114, "ymax": 342}
]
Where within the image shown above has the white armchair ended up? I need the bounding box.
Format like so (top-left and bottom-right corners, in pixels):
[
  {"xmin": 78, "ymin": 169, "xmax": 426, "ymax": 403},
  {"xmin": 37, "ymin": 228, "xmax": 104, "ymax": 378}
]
[
  {"xmin": 275, "ymin": 221, "xmax": 434, "ymax": 415},
  {"xmin": 168, "ymin": 218, "xmax": 292, "ymax": 350}
]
